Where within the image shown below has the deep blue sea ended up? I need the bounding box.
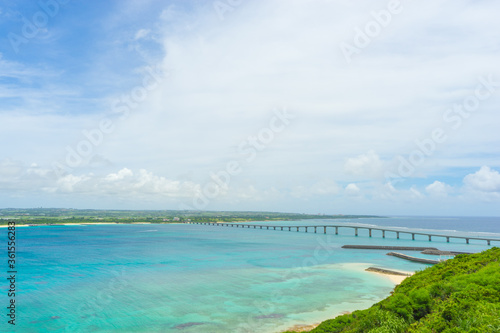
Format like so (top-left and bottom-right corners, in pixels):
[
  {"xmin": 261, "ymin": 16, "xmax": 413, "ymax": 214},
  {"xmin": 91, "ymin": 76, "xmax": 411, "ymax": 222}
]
[{"xmin": 1, "ymin": 216, "xmax": 499, "ymax": 332}]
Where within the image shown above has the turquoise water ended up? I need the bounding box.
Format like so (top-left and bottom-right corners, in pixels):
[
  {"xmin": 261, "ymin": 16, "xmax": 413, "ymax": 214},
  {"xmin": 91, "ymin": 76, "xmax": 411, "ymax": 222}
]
[{"xmin": 1, "ymin": 217, "xmax": 499, "ymax": 332}]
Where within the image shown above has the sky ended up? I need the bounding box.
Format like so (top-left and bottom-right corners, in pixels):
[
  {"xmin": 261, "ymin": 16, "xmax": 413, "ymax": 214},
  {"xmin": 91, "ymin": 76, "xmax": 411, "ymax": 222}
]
[{"xmin": 0, "ymin": 0, "xmax": 499, "ymax": 216}]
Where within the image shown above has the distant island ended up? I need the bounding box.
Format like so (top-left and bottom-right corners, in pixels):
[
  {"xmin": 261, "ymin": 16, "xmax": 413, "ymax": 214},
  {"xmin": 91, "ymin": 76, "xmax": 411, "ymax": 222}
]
[{"xmin": 0, "ymin": 208, "xmax": 382, "ymax": 226}]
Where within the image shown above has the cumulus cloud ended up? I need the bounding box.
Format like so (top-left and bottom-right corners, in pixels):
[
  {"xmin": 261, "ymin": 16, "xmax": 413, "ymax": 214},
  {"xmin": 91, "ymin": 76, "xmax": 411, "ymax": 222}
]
[
  {"xmin": 344, "ymin": 150, "xmax": 384, "ymax": 179},
  {"xmin": 426, "ymin": 180, "xmax": 452, "ymax": 197},
  {"xmin": 463, "ymin": 166, "xmax": 500, "ymax": 193},
  {"xmin": 0, "ymin": 162, "xmax": 200, "ymax": 201},
  {"xmin": 375, "ymin": 182, "xmax": 423, "ymax": 202},
  {"xmin": 0, "ymin": 159, "xmax": 24, "ymax": 179},
  {"xmin": 105, "ymin": 168, "xmax": 134, "ymax": 181},
  {"xmin": 56, "ymin": 174, "xmax": 91, "ymax": 193},
  {"xmin": 345, "ymin": 183, "xmax": 361, "ymax": 196}
]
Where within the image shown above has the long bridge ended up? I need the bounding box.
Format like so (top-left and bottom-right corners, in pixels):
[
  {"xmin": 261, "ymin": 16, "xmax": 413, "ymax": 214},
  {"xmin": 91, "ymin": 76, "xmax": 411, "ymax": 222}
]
[{"xmin": 184, "ymin": 222, "xmax": 500, "ymax": 246}]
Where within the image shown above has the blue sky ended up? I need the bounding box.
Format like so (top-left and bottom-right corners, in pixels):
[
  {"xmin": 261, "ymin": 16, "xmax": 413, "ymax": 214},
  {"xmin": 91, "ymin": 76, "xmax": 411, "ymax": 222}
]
[{"xmin": 1, "ymin": 0, "xmax": 500, "ymax": 216}]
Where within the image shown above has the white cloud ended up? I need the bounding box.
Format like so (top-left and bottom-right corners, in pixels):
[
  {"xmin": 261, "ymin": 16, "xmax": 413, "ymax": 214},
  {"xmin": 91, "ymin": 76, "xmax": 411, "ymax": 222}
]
[
  {"xmin": 344, "ymin": 150, "xmax": 384, "ymax": 179},
  {"xmin": 105, "ymin": 168, "xmax": 134, "ymax": 181},
  {"xmin": 426, "ymin": 180, "xmax": 452, "ymax": 197},
  {"xmin": 56, "ymin": 174, "xmax": 90, "ymax": 193},
  {"xmin": 345, "ymin": 183, "xmax": 360, "ymax": 196},
  {"xmin": 0, "ymin": 159, "xmax": 24, "ymax": 179},
  {"xmin": 134, "ymin": 29, "xmax": 151, "ymax": 40},
  {"xmin": 463, "ymin": 166, "xmax": 500, "ymax": 193},
  {"xmin": 375, "ymin": 182, "xmax": 423, "ymax": 202}
]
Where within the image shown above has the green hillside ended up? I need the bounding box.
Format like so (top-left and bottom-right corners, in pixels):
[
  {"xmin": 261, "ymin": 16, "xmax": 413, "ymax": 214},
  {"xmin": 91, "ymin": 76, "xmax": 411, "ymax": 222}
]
[{"xmin": 285, "ymin": 247, "xmax": 500, "ymax": 333}]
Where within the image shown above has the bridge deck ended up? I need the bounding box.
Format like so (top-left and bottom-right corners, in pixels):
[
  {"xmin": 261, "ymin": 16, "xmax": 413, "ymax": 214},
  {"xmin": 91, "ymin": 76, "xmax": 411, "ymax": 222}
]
[{"xmin": 185, "ymin": 222, "xmax": 500, "ymax": 246}]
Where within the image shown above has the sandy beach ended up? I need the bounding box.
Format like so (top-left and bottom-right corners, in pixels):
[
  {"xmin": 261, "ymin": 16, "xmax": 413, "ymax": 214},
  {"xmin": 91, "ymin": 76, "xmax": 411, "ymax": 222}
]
[
  {"xmin": 281, "ymin": 263, "xmax": 413, "ymax": 332},
  {"xmin": 285, "ymin": 323, "xmax": 320, "ymax": 332},
  {"xmin": 366, "ymin": 268, "xmax": 413, "ymax": 284}
]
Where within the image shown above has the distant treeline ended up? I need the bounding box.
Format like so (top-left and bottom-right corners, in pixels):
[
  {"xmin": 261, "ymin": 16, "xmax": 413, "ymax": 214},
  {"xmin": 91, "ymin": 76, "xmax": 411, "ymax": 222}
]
[{"xmin": 0, "ymin": 208, "xmax": 381, "ymax": 225}]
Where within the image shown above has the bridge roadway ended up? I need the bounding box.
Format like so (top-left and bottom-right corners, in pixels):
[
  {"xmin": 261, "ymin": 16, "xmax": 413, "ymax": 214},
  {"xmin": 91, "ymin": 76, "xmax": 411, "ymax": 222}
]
[{"xmin": 184, "ymin": 222, "xmax": 500, "ymax": 246}]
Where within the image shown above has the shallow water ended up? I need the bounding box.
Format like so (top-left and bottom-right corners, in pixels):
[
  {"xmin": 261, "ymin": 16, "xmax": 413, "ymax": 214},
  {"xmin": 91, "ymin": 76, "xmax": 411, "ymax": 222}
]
[{"xmin": 1, "ymin": 216, "xmax": 498, "ymax": 332}]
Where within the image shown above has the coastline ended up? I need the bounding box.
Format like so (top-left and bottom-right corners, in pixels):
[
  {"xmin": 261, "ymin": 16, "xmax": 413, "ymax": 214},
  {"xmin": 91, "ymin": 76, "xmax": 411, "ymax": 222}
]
[
  {"xmin": 0, "ymin": 222, "xmax": 158, "ymax": 227},
  {"xmin": 365, "ymin": 267, "xmax": 413, "ymax": 284},
  {"xmin": 366, "ymin": 269, "xmax": 412, "ymax": 284},
  {"xmin": 281, "ymin": 263, "xmax": 413, "ymax": 332}
]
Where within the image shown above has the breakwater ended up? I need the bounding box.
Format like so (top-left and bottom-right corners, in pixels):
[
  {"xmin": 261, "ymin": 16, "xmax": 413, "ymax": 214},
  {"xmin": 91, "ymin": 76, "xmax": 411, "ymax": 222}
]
[
  {"xmin": 365, "ymin": 267, "xmax": 412, "ymax": 276},
  {"xmin": 386, "ymin": 252, "xmax": 440, "ymax": 264},
  {"xmin": 341, "ymin": 245, "xmax": 438, "ymax": 251}
]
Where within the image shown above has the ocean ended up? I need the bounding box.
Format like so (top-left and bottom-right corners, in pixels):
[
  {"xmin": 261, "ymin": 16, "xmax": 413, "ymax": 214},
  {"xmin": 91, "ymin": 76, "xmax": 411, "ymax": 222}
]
[{"xmin": 1, "ymin": 216, "xmax": 499, "ymax": 332}]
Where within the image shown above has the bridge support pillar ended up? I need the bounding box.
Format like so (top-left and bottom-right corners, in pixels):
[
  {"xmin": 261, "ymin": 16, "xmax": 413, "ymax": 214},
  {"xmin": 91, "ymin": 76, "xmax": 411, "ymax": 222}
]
[
  {"xmin": 369, "ymin": 229, "xmax": 372, "ymax": 237},
  {"xmin": 466, "ymin": 238, "xmax": 469, "ymax": 244},
  {"xmin": 297, "ymin": 227, "xmax": 299, "ymax": 232},
  {"xmin": 254, "ymin": 226, "xmax": 256, "ymax": 229},
  {"xmin": 305, "ymin": 227, "xmax": 308, "ymax": 233},
  {"xmin": 273, "ymin": 227, "xmax": 276, "ymax": 230},
  {"xmin": 289, "ymin": 227, "xmax": 291, "ymax": 231},
  {"xmin": 487, "ymin": 240, "xmax": 490, "ymax": 245},
  {"xmin": 428, "ymin": 235, "xmax": 432, "ymax": 241},
  {"xmin": 335, "ymin": 227, "xmax": 338, "ymax": 235},
  {"xmin": 281, "ymin": 227, "xmax": 283, "ymax": 231},
  {"xmin": 324, "ymin": 226, "xmax": 326, "ymax": 234},
  {"xmin": 382, "ymin": 230, "xmax": 385, "ymax": 238},
  {"xmin": 266, "ymin": 226, "xmax": 269, "ymax": 230},
  {"xmin": 314, "ymin": 227, "xmax": 317, "ymax": 233},
  {"xmin": 355, "ymin": 228, "xmax": 358, "ymax": 236},
  {"xmin": 446, "ymin": 237, "xmax": 449, "ymax": 242},
  {"xmin": 260, "ymin": 226, "xmax": 262, "ymax": 229},
  {"xmin": 412, "ymin": 233, "xmax": 415, "ymax": 240},
  {"xmin": 396, "ymin": 232, "xmax": 399, "ymax": 239}
]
